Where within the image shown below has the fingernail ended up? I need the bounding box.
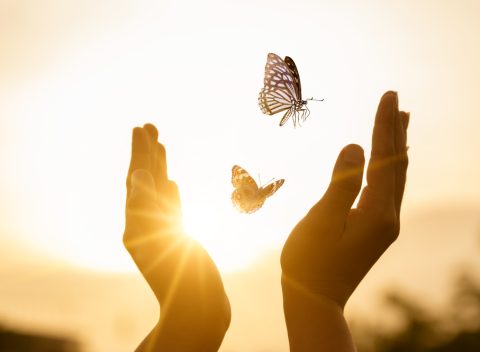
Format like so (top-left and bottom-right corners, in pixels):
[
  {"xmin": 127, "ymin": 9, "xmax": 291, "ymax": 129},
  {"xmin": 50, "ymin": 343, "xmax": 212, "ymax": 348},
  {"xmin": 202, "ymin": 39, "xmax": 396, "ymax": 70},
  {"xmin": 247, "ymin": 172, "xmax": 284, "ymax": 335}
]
[
  {"xmin": 143, "ymin": 123, "xmax": 159, "ymax": 140},
  {"xmin": 383, "ymin": 90, "xmax": 397, "ymax": 99},
  {"xmin": 342, "ymin": 144, "xmax": 364, "ymax": 165},
  {"xmin": 402, "ymin": 112, "xmax": 410, "ymax": 129},
  {"xmin": 382, "ymin": 91, "xmax": 398, "ymax": 109}
]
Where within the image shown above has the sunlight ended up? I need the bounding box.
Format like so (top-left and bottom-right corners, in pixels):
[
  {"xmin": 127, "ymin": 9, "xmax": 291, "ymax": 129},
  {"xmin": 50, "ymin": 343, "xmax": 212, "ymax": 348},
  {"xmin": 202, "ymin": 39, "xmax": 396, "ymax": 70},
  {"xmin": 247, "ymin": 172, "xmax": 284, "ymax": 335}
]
[
  {"xmin": 182, "ymin": 200, "xmax": 258, "ymax": 273},
  {"xmin": 3, "ymin": 1, "xmax": 480, "ymax": 351}
]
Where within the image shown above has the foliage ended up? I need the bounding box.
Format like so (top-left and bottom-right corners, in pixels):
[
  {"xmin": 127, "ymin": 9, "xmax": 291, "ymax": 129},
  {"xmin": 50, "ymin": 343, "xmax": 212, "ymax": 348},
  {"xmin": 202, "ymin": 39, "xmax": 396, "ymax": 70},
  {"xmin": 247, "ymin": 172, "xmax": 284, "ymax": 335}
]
[{"xmin": 354, "ymin": 272, "xmax": 480, "ymax": 352}]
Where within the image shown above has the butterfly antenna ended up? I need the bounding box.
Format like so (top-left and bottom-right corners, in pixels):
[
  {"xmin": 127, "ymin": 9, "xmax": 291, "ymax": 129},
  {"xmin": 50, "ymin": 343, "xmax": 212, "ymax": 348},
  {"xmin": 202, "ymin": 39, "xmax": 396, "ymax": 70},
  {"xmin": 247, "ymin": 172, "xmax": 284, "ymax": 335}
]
[
  {"xmin": 262, "ymin": 177, "xmax": 274, "ymax": 187},
  {"xmin": 306, "ymin": 97, "xmax": 324, "ymax": 102},
  {"xmin": 258, "ymin": 173, "xmax": 275, "ymax": 187}
]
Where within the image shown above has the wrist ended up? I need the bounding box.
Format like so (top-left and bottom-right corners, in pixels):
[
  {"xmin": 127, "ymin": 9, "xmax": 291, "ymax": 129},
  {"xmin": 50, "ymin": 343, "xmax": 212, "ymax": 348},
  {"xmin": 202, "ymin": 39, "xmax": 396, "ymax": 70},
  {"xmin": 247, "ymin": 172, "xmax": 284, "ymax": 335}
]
[
  {"xmin": 281, "ymin": 273, "xmax": 345, "ymax": 315},
  {"xmin": 145, "ymin": 294, "xmax": 229, "ymax": 352},
  {"xmin": 281, "ymin": 271, "xmax": 354, "ymax": 309},
  {"xmin": 281, "ymin": 274, "xmax": 356, "ymax": 352}
]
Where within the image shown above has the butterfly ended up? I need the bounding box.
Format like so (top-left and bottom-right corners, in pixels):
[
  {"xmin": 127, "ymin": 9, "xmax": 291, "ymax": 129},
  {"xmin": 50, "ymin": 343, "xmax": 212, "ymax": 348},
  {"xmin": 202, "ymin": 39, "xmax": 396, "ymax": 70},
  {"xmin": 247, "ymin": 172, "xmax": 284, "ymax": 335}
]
[
  {"xmin": 231, "ymin": 165, "xmax": 284, "ymax": 214},
  {"xmin": 258, "ymin": 53, "xmax": 323, "ymax": 127}
]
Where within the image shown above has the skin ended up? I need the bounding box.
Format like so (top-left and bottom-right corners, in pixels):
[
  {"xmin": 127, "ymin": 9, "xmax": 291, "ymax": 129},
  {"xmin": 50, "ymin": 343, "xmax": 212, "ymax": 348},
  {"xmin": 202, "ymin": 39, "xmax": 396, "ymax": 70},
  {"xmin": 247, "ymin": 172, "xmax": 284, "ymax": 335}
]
[
  {"xmin": 123, "ymin": 124, "xmax": 230, "ymax": 352},
  {"xmin": 280, "ymin": 91, "xmax": 409, "ymax": 351},
  {"xmin": 122, "ymin": 91, "xmax": 409, "ymax": 351}
]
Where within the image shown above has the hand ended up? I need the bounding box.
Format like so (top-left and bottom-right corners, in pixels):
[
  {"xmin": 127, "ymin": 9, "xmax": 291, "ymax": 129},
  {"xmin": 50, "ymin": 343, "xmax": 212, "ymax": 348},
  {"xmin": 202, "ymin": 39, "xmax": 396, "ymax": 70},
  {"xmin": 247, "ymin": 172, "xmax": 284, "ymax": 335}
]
[
  {"xmin": 123, "ymin": 124, "xmax": 230, "ymax": 351},
  {"xmin": 281, "ymin": 92, "xmax": 409, "ymax": 351}
]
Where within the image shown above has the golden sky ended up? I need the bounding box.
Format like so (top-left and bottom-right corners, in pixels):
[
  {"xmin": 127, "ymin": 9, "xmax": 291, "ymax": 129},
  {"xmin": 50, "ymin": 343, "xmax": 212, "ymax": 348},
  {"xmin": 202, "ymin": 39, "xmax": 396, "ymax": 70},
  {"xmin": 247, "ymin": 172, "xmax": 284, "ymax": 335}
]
[{"xmin": 1, "ymin": 0, "xmax": 480, "ymax": 350}]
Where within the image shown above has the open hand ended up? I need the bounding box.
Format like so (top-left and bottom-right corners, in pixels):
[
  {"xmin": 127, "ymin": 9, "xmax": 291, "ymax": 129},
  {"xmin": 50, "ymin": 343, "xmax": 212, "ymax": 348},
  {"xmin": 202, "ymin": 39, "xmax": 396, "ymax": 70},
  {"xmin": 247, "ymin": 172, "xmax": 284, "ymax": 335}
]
[
  {"xmin": 124, "ymin": 124, "xmax": 230, "ymax": 351},
  {"xmin": 281, "ymin": 92, "xmax": 409, "ymax": 351}
]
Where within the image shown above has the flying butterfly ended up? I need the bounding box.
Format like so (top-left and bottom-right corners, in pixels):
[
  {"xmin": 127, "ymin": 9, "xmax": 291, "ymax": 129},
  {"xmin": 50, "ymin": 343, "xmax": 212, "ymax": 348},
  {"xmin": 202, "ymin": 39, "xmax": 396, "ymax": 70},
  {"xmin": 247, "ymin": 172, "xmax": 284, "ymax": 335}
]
[
  {"xmin": 231, "ymin": 165, "xmax": 284, "ymax": 214},
  {"xmin": 258, "ymin": 53, "xmax": 323, "ymax": 127}
]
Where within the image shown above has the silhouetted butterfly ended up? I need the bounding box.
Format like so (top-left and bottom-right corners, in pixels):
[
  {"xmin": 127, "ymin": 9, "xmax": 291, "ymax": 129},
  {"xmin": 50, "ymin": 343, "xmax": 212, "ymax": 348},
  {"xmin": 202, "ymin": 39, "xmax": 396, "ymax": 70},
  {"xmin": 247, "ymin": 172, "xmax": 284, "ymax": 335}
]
[
  {"xmin": 231, "ymin": 165, "xmax": 284, "ymax": 214},
  {"xmin": 258, "ymin": 53, "xmax": 323, "ymax": 127}
]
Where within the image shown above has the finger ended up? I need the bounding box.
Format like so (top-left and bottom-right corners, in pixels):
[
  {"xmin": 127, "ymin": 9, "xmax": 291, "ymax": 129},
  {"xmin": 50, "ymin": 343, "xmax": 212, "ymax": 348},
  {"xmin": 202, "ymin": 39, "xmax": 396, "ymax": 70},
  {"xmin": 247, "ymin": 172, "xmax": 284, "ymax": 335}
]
[
  {"xmin": 127, "ymin": 127, "xmax": 152, "ymax": 197},
  {"xmin": 394, "ymin": 111, "xmax": 409, "ymax": 215},
  {"xmin": 143, "ymin": 123, "xmax": 169, "ymax": 194},
  {"xmin": 144, "ymin": 124, "xmax": 159, "ymax": 179},
  {"xmin": 308, "ymin": 144, "xmax": 365, "ymax": 233},
  {"xmin": 125, "ymin": 170, "xmax": 157, "ymax": 231},
  {"xmin": 402, "ymin": 111, "xmax": 410, "ymax": 130},
  {"xmin": 358, "ymin": 91, "xmax": 398, "ymax": 209},
  {"xmin": 161, "ymin": 181, "xmax": 182, "ymax": 218},
  {"xmin": 143, "ymin": 123, "xmax": 158, "ymax": 140},
  {"xmin": 156, "ymin": 180, "xmax": 182, "ymax": 232},
  {"xmin": 129, "ymin": 169, "xmax": 157, "ymax": 205},
  {"xmin": 143, "ymin": 124, "xmax": 161, "ymax": 192},
  {"xmin": 124, "ymin": 169, "xmax": 159, "ymax": 247},
  {"xmin": 155, "ymin": 143, "xmax": 168, "ymax": 191},
  {"xmin": 165, "ymin": 180, "xmax": 181, "ymax": 214}
]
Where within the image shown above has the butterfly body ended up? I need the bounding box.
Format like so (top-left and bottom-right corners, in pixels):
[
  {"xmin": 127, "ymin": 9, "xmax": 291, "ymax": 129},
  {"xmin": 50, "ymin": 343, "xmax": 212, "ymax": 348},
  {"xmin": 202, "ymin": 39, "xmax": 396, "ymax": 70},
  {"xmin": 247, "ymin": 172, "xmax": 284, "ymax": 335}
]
[
  {"xmin": 231, "ymin": 165, "xmax": 284, "ymax": 214},
  {"xmin": 258, "ymin": 53, "xmax": 322, "ymax": 127}
]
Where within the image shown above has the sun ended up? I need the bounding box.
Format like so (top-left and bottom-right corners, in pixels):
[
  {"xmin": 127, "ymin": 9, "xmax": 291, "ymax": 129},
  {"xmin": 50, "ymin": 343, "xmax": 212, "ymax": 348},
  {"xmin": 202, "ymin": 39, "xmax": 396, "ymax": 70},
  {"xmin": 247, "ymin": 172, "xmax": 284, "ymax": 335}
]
[{"xmin": 182, "ymin": 199, "xmax": 259, "ymax": 273}]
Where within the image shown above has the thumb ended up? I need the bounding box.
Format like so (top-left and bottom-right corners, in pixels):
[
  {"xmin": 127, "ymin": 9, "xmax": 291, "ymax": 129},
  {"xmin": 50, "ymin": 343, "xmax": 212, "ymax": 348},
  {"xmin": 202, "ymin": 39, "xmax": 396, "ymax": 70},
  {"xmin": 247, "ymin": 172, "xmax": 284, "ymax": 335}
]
[
  {"xmin": 124, "ymin": 169, "xmax": 158, "ymax": 248},
  {"xmin": 310, "ymin": 144, "xmax": 365, "ymax": 223},
  {"xmin": 129, "ymin": 169, "xmax": 156, "ymax": 203}
]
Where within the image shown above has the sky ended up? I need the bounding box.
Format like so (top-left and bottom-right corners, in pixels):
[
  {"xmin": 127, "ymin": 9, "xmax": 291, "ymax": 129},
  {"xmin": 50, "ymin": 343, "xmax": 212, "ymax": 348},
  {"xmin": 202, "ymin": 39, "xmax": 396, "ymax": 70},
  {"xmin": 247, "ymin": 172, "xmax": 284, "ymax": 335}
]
[{"xmin": 1, "ymin": 0, "xmax": 480, "ymax": 351}]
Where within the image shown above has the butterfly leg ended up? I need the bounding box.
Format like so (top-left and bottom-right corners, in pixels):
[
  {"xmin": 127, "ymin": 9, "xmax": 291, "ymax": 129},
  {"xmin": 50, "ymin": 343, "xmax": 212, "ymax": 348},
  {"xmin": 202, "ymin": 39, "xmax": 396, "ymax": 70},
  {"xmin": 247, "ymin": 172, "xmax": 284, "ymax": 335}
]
[
  {"xmin": 280, "ymin": 108, "xmax": 295, "ymax": 127},
  {"xmin": 302, "ymin": 106, "xmax": 310, "ymax": 122}
]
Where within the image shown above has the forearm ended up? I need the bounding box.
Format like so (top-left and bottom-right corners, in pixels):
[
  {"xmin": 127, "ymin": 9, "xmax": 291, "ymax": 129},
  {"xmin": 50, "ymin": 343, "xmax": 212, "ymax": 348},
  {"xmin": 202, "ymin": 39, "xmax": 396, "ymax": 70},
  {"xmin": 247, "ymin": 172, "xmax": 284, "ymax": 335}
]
[
  {"xmin": 128, "ymin": 237, "xmax": 230, "ymax": 352},
  {"xmin": 135, "ymin": 323, "xmax": 209, "ymax": 352},
  {"xmin": 132, "ymin": 286, "xmax": 230, "ymax": 352},
  {"xmin": 135, "ymin": 311, "xmax": 229, "ymax": 352},
  {"xmin": 282, "ymin": 274, "xmax": 356, "ymax": 352}
]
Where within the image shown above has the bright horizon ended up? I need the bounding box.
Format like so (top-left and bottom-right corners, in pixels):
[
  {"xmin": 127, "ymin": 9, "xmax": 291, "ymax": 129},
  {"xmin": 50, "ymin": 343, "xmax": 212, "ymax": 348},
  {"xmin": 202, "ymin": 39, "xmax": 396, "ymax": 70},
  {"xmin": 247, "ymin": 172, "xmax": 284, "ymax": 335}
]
[{"xmin": 2, "ymin": 0, "xmax": 479, "ymax": 274}]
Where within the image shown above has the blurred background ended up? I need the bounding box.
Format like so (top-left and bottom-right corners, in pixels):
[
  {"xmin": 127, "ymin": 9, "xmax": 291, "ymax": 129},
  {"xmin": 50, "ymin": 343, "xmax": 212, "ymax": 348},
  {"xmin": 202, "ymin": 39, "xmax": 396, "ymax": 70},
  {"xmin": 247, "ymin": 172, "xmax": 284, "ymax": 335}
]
[{"xmin": 1, "ymin": 0, "xmax": 479, "ymax": 351}]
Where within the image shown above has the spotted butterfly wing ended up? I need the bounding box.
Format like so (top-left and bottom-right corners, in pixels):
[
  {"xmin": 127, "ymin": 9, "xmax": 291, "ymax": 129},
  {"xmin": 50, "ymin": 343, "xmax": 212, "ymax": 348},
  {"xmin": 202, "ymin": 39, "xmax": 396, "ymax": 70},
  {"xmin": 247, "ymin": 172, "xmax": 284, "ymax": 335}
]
[
  {"xmin": 231, "ymin": 165, "xmax": 284, "ymax": 214},
  {"xmin": 231, "ymin": 165, "xmax": 262, "ymax": 213},
  {"xmin": 231, "ymin": 165, "xmax": 258, "ymax": 190},
  {"xmin": 259, "ymin": 178, "xmax": 285, "ymax": 199},
  {"xmin": 284, "ymin": 56, "xmax": 302, "ymax": 99},
  {"xmin": 258, "ymin": 53, "xmax": 310, "ymax": 127}
]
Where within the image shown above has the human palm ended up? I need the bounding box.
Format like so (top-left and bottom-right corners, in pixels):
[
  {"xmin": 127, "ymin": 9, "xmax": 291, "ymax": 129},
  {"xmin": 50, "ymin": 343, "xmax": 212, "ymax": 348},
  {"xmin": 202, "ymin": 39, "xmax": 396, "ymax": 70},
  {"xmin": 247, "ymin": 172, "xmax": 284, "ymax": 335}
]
[{"xmin": 282, "ymin": 91, "xmax": 408, "ymax": 306}]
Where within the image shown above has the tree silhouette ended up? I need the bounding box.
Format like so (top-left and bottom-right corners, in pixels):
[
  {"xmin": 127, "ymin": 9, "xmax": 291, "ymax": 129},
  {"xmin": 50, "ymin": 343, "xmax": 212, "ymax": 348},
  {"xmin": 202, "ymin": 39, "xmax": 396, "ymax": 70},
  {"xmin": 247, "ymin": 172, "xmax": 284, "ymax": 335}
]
[
  {"xmin": 0, "ymin": 326, "xmax": 80, "ymax": 352},
  {"xmin": 354, "ymin": 270, "xmax": 480, "ymax": 352}
]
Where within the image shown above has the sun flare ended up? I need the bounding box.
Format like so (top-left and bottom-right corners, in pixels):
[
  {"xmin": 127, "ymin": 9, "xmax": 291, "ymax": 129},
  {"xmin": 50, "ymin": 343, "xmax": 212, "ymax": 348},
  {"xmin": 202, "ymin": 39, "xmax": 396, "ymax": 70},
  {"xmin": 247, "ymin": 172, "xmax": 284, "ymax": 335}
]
[{"xmin": 182, "ymin": 200, "xmax": 259, "ymax": 273}]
